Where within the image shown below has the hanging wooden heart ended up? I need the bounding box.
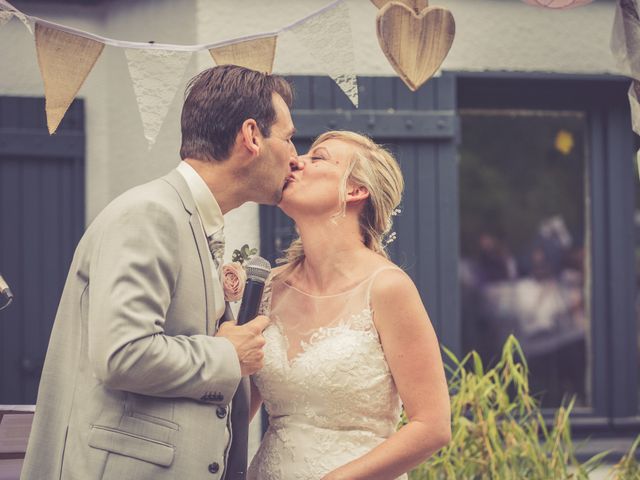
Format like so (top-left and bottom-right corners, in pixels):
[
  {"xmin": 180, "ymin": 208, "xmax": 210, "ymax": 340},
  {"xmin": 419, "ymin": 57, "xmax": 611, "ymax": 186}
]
[{"xmin": 375, "ymin": 1, "xmax": 455, "ymax": 91}]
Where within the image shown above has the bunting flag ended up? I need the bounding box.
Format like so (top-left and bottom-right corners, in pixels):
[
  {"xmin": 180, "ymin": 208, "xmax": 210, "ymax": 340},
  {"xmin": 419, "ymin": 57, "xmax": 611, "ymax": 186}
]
[
  {"xmin": 287, "ymin": 1, "xmax": 359, "ymax": 107},
  {"xmin": 209, "ymin": 35, "xmax": 277, "ymax": 73},
  {"xmin": 0, "ymin": 1, "xmax": 32, "ymax": 33},
  {"xmin": 521, "ymin": 0, "xmax": 594, "ymax": 8},
  {"xmin": 15, "ymin": 10, "xmax": 33, "ymax": 34},
  {"xmin": 35, "ymin": 22, "xmax": 104, "ymax": 134},
  {"xmin": 125, "ymin": 48, "xmax": 193, "ymax": 148},
  {"xmin": 0, "ymin": 11, "xmax": 12, "ymax": 28},
  {"xmin": 522, "ymin": 0, "xmax": 593, "ymax": 10},
  {"xmin": 611, "ymin": 0, "xmax": 640, "ymax": 79},
  {"xmin": 611, "ymin": 0, "xmax": 640, "ymax": 179},
  {"xmin": 629, "ymin": 82, "xmax": 640, "ymax": 179}
]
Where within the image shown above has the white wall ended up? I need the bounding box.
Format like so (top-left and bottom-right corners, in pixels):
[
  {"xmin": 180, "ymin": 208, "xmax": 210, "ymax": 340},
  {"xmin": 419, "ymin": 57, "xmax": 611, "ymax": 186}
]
[{"xmin": 1, "ymin": 0, "xmax": 621, "ymax": 227}]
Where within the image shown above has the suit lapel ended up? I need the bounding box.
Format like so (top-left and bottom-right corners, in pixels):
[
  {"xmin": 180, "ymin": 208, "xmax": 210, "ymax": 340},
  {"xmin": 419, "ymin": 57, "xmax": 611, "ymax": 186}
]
[
  {"xmin": 163, "ymin": 170, "xmax": 216, "ymax": 336},
  {"xmin": 190, "ymin": 215, "xmax": 216, "ymax": 335}
]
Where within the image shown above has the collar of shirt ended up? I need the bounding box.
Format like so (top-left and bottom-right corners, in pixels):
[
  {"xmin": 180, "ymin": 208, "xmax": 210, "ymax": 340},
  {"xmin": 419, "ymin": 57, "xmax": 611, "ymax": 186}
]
[{"xmin": 176, "ymin": 161, "xmax": 224, "ymax": 238}]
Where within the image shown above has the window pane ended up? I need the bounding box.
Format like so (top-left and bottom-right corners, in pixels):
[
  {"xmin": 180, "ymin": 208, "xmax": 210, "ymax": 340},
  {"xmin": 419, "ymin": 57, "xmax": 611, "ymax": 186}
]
[{"xmin": 459, "ymin": 110, "xmax": 590, "ymax": 408}]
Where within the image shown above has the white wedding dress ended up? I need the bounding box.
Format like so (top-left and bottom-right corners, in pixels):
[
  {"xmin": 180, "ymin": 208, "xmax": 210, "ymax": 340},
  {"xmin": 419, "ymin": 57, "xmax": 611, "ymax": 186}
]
[{"xmin": 248, "ymin": 267, "xmax": 407, "ymax": 480}]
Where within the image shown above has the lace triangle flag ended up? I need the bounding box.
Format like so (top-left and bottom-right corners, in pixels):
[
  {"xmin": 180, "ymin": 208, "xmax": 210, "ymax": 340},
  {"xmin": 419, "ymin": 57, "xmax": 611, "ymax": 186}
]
[
  {"xmin": 611, "ymin": 0, "xmax": 640, "ymax": 181},
  {"xmin": 209, "ymin": 35, "xmax": 277, "ymax": 73},
  {"xmin": 521, "ymin": 0, "xmax": 593, "ymax": 8},
  {"xmin": 628, "ymin": 81, "xmax": 640, "ymax": 182},
  {"xmin": 124, "ymin": 48, "xmax": 192, "ymax": 148},
  {"xmin": 287, "ymin": 1, "xmax": 358, "ymax": 107},
  {"xmin": 16, "ymin": 10, "xmax": 32, "ymax": 34},
  {"xmin": 0, "ymin": 0, "xmax": 32, "ymax": 33},
  {"xmin": 611, "ymin": 0, "xmax": 640, "ymax": 80},
  {"xmin": 35, "ymin": 22, "xmax": 104, "ymax": 134},
  {"xmin": 0, "ymin": 11, "xmax": 12, "ymax": 28}
]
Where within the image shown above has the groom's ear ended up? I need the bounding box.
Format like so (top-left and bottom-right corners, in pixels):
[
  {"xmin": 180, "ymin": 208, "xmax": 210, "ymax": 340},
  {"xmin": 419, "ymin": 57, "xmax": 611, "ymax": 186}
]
[{"xmin": 238, "ymin": 118, "xmax": 261, "ymax": 157}]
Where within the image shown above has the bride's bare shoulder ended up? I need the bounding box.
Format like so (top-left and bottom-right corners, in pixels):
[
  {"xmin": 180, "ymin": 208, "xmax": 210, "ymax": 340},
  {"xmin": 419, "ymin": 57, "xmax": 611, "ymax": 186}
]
[{"xmin": 369, "ymin": 264, "xmax": 418, "ymax": 304}]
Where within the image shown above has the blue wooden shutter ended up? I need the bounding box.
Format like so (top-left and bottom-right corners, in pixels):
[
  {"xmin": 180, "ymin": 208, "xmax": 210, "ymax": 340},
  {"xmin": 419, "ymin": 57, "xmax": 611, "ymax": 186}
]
[{"xmin": 0, "ymin": 97, "xmax": 85, "ymax": 403}]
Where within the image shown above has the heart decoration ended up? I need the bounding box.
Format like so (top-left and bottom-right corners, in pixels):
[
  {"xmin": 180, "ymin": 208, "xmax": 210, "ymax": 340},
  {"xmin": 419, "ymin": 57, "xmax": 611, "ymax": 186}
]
[{"xmin": 375, "ymin": 1, "xmax": 455, "ymax": 91}]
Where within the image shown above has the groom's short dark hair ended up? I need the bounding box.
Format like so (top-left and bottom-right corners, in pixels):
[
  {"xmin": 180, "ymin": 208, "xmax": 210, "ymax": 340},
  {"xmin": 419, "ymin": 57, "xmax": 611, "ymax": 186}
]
[{"xmin": 180, "ymin": 65, "xmax": 293, "ymax": 162}]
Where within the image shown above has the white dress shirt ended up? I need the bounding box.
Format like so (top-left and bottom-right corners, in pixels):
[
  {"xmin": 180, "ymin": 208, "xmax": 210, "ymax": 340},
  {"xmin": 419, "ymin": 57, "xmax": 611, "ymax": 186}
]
[{"xmin": 176, "ymin": 161, "xmax": 226, "ymax": 323}]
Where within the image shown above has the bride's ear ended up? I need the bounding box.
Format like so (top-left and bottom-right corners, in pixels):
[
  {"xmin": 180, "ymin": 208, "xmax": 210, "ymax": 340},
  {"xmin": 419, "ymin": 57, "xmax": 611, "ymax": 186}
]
[{"xmin": 346, "ymin": 184, "xmax": 369, "ymax": 204}]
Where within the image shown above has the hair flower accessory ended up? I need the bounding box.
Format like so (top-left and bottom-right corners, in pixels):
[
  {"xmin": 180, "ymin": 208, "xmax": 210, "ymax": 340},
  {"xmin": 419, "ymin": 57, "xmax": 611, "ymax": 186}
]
[
  {"xmin": 383, "ymin": 231, "xmax": 398, "ymax": 247},
  {"xmin": 222, "ymin": 244, "xmax": 258, "ymax": 302}
]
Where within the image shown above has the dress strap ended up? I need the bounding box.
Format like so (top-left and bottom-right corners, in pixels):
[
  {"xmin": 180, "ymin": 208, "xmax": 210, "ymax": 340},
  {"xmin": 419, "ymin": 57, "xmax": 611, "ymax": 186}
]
[{"xmin": 365, "ymin": 266, "xmax": 404, "ymax": 307}]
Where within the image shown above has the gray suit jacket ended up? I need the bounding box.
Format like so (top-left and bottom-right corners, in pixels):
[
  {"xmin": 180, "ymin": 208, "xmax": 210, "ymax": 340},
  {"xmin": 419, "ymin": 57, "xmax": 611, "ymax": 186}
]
[{"xmin": 21, "ymin": 170, "xmax": 250, "ymax": 480}]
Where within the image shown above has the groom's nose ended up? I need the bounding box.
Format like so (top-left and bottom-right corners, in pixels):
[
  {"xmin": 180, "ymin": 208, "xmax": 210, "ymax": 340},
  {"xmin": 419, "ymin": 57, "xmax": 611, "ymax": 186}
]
[{"xmin": 290, "ymin": 156, "xmax": 305, "ymax": 171}]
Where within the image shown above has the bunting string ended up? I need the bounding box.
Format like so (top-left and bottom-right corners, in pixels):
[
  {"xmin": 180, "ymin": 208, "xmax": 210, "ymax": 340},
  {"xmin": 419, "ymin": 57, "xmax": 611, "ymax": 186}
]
[
  {"xmin": 0, "ymin": 0, "xmax": 358, "ymax": 146},
  {"xmin": 0, "ymin": 0, "xmax": 344, "ymax": 51}
]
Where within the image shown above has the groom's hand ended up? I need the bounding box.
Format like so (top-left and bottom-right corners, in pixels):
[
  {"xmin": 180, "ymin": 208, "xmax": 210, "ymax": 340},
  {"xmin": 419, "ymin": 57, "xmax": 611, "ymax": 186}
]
[{"xmin": 215, "ymin": 315, "xmax": 270, "ymax": 376}]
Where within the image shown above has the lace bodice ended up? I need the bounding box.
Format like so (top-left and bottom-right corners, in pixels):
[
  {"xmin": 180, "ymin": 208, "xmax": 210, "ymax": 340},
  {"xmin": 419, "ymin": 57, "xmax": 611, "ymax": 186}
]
[{"xmin": 248, "ymin": 268, "xmax": 406, "ymax": 480}]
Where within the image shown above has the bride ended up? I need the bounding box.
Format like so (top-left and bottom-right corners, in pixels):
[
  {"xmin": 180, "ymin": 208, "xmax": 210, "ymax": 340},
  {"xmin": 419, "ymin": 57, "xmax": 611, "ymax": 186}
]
[{"xmin": 247, "ymin": 131, "xmax": 451, "ymax": 479}]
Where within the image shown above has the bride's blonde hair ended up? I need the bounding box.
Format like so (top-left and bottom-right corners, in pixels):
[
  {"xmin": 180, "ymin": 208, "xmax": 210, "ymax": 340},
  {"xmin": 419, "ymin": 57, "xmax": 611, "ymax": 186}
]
[{"xmin": 277, "ymin": 131, "xmax": 404, "ymax": 273}]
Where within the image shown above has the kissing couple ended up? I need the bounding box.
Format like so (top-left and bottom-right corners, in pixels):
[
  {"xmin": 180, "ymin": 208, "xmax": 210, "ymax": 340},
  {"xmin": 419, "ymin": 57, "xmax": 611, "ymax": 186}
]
[{"xmin": 21, "ymin": 66, "xmax": 450, "ymax": 480}]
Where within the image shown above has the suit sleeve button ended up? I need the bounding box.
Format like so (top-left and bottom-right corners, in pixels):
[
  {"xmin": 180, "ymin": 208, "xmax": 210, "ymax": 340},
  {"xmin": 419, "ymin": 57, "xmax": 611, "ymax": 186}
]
[
  {"xmin": 208, "ymin": 462, "xmax": 220, "ymax": 474},
  {"xmin": 216, "ymin": 406, "xmax": 227, "ymax": 419}
]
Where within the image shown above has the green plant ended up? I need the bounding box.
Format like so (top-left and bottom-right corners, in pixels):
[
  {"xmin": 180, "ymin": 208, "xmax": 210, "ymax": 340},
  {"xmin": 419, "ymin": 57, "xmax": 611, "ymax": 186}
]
[
  {"xmin": 609, "ymin": 435, "xmax": 640, "ymax": 480},
  {"xmin": 404, "ymin": 335, "xmax": 613, "ymax": 479}
]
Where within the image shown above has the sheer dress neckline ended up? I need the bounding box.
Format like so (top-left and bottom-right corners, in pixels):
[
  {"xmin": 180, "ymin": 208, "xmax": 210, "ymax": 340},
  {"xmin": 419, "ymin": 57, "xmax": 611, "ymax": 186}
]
[{"xmin": 281, "ymin": 266, "xmax": 394, "ymax": 298}]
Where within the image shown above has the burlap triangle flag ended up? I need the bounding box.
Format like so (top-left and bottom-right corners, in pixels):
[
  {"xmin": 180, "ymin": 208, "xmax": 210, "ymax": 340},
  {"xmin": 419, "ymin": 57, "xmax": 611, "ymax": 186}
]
[
  {"xmin": 35, "ymin": 23, "xmax": 104, "ymax": 133},
  {"xmin": 209, "ymin": 35, "xmax": 277, "ymax": 73}
]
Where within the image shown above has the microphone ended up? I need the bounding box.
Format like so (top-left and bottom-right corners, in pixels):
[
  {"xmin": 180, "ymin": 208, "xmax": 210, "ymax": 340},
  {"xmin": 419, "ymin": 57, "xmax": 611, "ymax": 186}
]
[
  {"xmin": 237, "ymin": 256, "xmax": 271, "ymax": 325},
  {"xmin": 0, "ymin": 273, "xmax": 14, "ymax": 311}
]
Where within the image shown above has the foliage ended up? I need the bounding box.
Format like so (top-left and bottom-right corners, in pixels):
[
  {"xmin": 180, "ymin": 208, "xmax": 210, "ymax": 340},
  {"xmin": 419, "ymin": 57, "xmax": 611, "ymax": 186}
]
[
  {"xmin": 609, "ymin": 435, "xmax": 640, "ymax": 480},
  {"xmin": 402, "ymin": 335, "xmax": 640, "ymax": 479},
  {"xmin": 231, "ymin": 244, "xmax": 257, "ymax": 266}
]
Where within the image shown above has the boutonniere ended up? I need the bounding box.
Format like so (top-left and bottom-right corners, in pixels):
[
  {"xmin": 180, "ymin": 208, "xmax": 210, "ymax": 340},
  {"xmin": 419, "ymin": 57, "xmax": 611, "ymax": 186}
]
[{"xmin": 222, "ymin": 244, "xmax": 258, "ymax": 302}]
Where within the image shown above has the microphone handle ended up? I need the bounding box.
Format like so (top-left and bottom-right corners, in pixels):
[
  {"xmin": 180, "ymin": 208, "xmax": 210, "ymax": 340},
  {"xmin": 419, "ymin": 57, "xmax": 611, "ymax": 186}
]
[{"xmin": 236, "ymin": 279, "xmax": 265, "ymax": 325}]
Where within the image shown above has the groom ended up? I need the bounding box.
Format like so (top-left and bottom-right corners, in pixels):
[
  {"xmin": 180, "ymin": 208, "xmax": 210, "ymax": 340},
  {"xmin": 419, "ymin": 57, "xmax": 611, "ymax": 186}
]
[{"xmin": 21, "ymin": 65, "xmax": 300, "ymax": 480}]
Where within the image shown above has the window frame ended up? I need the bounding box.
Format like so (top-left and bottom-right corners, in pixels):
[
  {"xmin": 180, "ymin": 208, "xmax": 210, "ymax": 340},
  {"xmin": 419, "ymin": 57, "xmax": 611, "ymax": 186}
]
[{"xmin": 456, "ymin": 72, "xmax": 638, "ymax": 433}]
